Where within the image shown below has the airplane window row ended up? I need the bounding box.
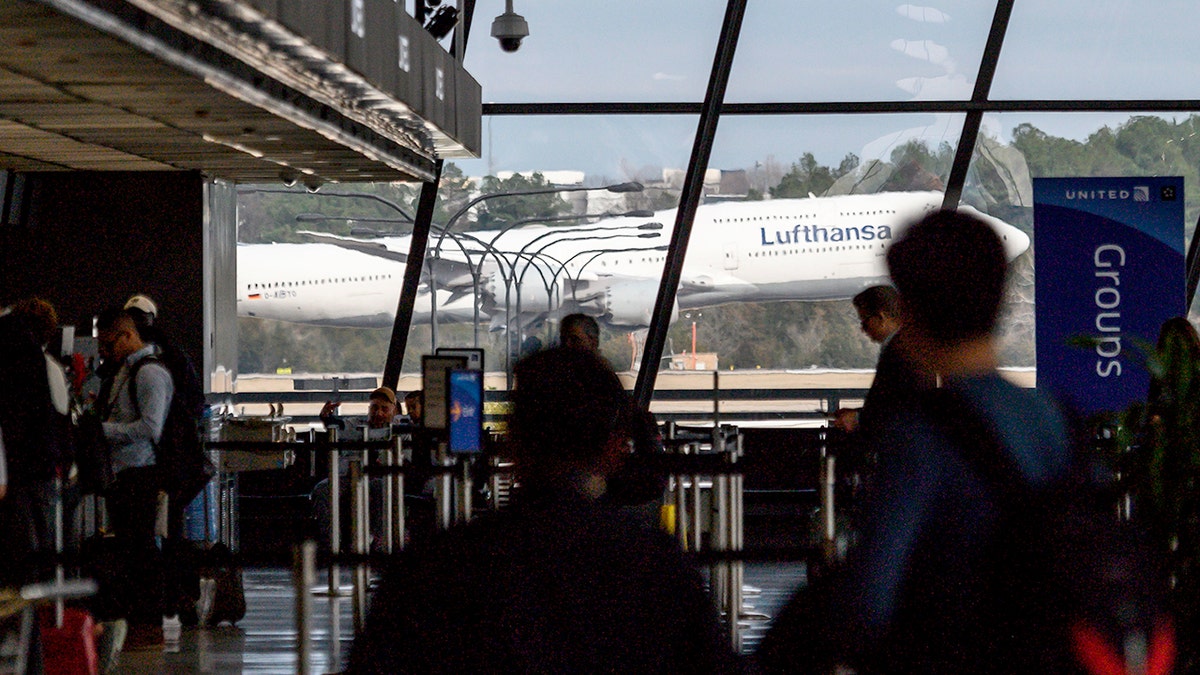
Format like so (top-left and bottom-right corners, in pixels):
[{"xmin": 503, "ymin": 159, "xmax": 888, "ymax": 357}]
[
  {"xmin": 247, "ymin": 274, "xmax": 393, "ymax": 290},
  {"xmin": 749, "ymin": 243, "xmax": 883, "ymax": 257},
  {"xmin": 597, "ymin": 256, "xmax": 666, "ymax": 267},
  {"xmin": 837, "ymin": 210, "xmax": 897, "ymax": 217},
  {"xmin": 714, "ymin": 214, "xmax": 813, "ymax": 224}
]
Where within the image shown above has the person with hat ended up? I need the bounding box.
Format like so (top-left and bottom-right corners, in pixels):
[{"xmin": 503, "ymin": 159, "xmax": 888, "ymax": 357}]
[
  {"xmin": 317, "ymin": 386, "xmax": 401, "ymax": 432},
  {"xmin": 312, "ymin": 386, "xmax": 402, "ymax": 551}
]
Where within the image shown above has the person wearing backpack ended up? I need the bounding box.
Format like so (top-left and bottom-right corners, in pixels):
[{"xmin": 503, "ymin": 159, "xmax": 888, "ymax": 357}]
[
  {"xmin": 121, "ymin": 294, "xmax": 217, "ymax": 629},
  {"xmin": 122, "ymin": 294, "xmax": 211, "ymax": 539},
  {"xmin": 96, "ymin": 307, "xmax": 172, "ymax": 650},
  {"xmin": 757, "ymin": 211, "xmax": 1087, "ymax": 674}
]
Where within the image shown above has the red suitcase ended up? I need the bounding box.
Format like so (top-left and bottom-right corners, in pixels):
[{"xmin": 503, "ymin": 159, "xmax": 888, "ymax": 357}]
[{"xmin": 38, "ymin": 603, "xmax": 99, "ymax": 675}]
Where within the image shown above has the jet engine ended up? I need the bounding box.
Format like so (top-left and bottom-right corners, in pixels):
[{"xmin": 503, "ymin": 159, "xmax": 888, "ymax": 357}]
[{"xmin": 603, "ymin": 281, "xmax": 678, "ymax": 328}]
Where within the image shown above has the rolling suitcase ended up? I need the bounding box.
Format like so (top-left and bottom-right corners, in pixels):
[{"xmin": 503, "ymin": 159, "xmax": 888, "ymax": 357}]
[
  {"xmin": 38, "ymin": 606, "xmax": 98, "ymax": 675},
  {"xmin": 40, "ymin": 475, "xmax": 99, "ymax": 675}
]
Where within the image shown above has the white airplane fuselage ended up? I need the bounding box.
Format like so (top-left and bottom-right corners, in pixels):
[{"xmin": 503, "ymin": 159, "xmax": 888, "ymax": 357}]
[{"xmin": 236, "ymin": 191, "xmax": 1029, "ymax": 329}]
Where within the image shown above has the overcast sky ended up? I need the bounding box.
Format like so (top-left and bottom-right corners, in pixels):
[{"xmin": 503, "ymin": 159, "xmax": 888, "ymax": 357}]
[{"xmin": 448, "ymin": 0, "xmax": 1200, "ymax": 179}]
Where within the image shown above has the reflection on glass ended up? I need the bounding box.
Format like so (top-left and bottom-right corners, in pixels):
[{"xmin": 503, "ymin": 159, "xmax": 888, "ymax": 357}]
[
  {"xmin": 464, "ymin": 0, "xmax": 725, "ymax": 103},
  {"xmin": 969, "ymin": 111, "xmax": 1200, "ymax": 367},
  {"xmin": 996, "ymin": 1, "xmax": 1200, "ymax": 101},
  {"xmin": 727, "ymin": 0, "xmax": 998, "ymax": 102}
]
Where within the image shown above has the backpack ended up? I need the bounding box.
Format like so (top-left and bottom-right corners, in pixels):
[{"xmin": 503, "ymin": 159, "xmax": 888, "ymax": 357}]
[
  {"xmin": 925, "ymin": 388, "xmax": 1176, "ymax": 675},
  {"xmin": 128, "ymin": 348, "xmax": 213, "ymax": 508}
]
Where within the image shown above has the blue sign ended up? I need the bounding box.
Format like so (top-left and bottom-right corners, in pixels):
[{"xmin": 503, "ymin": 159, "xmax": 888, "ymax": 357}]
[
  {"xmin": 447, "ymin": 369, "xmax": 484, "ymax": 454},
  {"xmin": 1034, "ymin": 177, "xmax": 1185, "ymax": 416}
]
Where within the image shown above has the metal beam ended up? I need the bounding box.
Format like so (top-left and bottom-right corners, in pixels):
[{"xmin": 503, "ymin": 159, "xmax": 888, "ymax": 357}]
[
  {"xmin": 942, "ymin": 0, "xmax": 1013, "ymax": 210},
  {"xmin": 483, "ymin": 99, "xmax": 1200, "ymax": 117},
  {"xmin": 383, "ymin": 160, "xmax": 442, "ymax": 390},
  {"xmin": 1186, "ymin": 211, "xmax": 1200, "ymax": 311},
  {"xmin": 633, "ymin": 0, "xmax": 746, "ymax": 408}
]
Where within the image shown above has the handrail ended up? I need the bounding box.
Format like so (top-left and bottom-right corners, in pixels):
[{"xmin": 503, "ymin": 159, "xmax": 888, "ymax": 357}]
[{"xmin": 208, "ymin": 386, "xmax": 869, "ymax": 425}]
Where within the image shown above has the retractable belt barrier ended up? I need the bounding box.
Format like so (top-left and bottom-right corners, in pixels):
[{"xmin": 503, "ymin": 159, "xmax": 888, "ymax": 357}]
[{"xmin": 210, "ymin": 422, "xmax": 849, "ymax": 661}]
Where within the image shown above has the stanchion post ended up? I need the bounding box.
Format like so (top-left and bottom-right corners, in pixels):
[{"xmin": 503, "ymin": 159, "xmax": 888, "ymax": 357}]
[
  {"xmin": 674, "ymin": 443, "xmax": 689, "ymax": 550},
  {"xmin": 821, "ymin": 448, "xmax": 837, "ymax": 564},
  {"xmin": 350, "ymin": 456, "xmax": 367, "ymax": 634},
  {"xmin": 382, "ymin": 444, "xmax": 394, "ymax": 554},
  {"xmin": 326, "ymin": 429, "xmax": 341, "ymax": 597},
  {"xmin": 436, "ymin": 444, "xmax": 453, "ymax": 531},
  {"xmin": 393, "ymin": 435, "xmax": 407, "ymax": 551},
  {"xmin": 294, "ymin": 540, "xmax": 316, "ymax": 675},
  {"xmin": 459, "ymin": 457, "xmax": 473, "ymax": 524},
  {"xmin": 690, "ymin": 441, "xmax": 703, "ymax": 553},
  {"xmin": 727, "ymin": 429, "xmax": 744, "ymax": 652}
]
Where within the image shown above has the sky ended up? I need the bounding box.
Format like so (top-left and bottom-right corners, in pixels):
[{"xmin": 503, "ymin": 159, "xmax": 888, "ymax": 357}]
[{"xmin": 440, "ymin": 0, "xmax": 1200, "ymax": 180}]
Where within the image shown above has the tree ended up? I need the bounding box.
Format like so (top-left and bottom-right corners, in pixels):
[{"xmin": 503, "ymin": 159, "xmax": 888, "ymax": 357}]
[
  {"xmin": 771, "ymin": 153, "xmax": 860, "ymax": 199},
  {"xmin": 471, "ymin": 172, "xmax": 572, "ymax": 231}
]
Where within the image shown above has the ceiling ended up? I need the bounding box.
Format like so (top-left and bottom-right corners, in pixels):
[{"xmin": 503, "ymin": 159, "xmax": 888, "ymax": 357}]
[{"xmin": 0, "ymin": 1, "xmax": 464, "ymax": 184}]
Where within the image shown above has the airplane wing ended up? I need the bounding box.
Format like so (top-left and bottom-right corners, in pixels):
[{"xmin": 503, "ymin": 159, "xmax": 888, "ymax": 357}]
[
  {"xmin": 297, "ymin": 230, "xmax": 480, "ymax": 290},
  {"xmin": 678, "ymin": 270, "xmax": 753, "ymax": 293},
  {"xmin": 298, "ymin": 231, "xmax": 409, "ymax": 263}
]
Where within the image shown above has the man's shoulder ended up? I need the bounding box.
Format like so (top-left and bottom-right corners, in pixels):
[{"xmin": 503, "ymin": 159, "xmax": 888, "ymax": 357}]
[{"xmin": 129, "ymin": 352, "xmax": 174, "ymax": 387}]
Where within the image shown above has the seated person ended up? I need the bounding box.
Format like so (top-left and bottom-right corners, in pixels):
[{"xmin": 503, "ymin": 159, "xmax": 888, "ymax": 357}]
[{"xmin": 311, "ymin": 387, "xmax": 403, "ymax": 550}]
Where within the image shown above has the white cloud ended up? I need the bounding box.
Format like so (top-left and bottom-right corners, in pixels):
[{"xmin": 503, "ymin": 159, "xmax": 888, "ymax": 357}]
[
  {"xmin": 890, "ymin": 39, "xmax": 953, "ymax": 69},
  {"xmin": 896, "ymin": 4, "xmax": 951, "ymax": 23},
  {"xmin": 653, "ymin": 72, "xmax": 687, "ymax": 82}
]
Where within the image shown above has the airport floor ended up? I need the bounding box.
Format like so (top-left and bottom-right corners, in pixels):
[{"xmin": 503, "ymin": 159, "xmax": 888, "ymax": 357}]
[{"xmin": 111, "ymin": 562, "xmax": 807, "ymax": 674}]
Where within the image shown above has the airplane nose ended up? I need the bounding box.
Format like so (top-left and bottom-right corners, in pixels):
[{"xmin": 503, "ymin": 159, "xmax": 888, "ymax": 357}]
[
  {"xmin": 1004, "ymin": 226, "xmax": 1031, "ymax": 260},
  {"xmin": 958, "ymin": 205, "xmax": 1030, "ymax": 261}
]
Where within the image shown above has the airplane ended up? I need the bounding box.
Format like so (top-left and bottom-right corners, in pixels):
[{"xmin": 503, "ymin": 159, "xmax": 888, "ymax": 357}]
[{"xmin": 236, "ymin": 190, "xmax": 1030, "ymax": 331}]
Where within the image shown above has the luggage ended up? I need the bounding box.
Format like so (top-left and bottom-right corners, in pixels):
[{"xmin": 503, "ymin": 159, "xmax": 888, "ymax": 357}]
[
  {"xmin": 38, "ymin": 604, "xmax": 99, "ymax": 675},
  {"xmin": 200, "ymin": 543, "xmax": 245, "ymax": 626}
]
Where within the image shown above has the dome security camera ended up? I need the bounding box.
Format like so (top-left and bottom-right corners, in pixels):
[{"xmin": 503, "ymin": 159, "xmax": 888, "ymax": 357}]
[{"xmin": 491, "ymin": 1, "xmax": 528, "ymax": 52}]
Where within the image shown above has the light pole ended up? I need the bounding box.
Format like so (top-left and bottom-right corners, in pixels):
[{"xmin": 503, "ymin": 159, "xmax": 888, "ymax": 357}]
[
  {"xmin": 510, "ymin": 231, "xmax": 662, "ymax": 350},
  {"xmin": 567, "ymin": 245, "xmax": 672, "ymax": 307},
  {"xmin": 293, "ymin": 212, "xmax": 499, "ymax": 347},
  {"xmin": 484, "ymin": 209, "xmax": 654, "ymax": 250},
  {"xmin": 429, "ymin": 181, "xmax": 643, "ymax": 348}
]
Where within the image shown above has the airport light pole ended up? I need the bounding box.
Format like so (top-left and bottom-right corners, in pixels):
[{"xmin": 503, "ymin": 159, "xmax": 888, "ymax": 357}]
[
  {"xmin": 568, "ymin": 245, "xmax": 672, "ymax": 306},
  {"xmin": 510, "ymin": 231, "xmax": 662, "ymax": 349},
  {"xmin": 429, "ymin": 181, "xmax": 643, "ymax": 349},
  {"xmin": 552, "ymin": 243, "xmax": 671, "ymax": 311},
  {"xmin": 484, "ymin": 209, "xmax": 654, "ymax": 250},
  {"xmin": 293, "ymin": 211, "xmax": 505, "ymax": 348}
]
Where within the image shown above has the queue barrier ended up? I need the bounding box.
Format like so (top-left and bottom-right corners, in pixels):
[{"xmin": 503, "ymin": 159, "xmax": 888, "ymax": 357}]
[{"xmin": 207, "ymin": 419, "xmax": 858, "ymax": 663}]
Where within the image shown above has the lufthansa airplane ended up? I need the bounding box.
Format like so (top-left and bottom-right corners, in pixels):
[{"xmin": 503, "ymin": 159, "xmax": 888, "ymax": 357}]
[{"xmin": 237, "ymin": 190, "xmax": 1029, "ymax": 330}]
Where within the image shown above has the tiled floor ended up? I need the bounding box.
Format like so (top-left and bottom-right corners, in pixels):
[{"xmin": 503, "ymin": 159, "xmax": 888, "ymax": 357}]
[{"xmin": 113, "ymin": 563, "xmax": 807, "ymax": 674}]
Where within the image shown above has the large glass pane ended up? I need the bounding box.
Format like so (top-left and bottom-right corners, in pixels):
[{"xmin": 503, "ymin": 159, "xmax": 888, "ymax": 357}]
[
  {"xmin": 656, "ymin": 114, "xmax": 969, "ymax": 375},
  {"xmin": 726, "ymin": 0, "xmax": 999, "ymax": 102},
  {"xmin": 974, "ymin": 112, "xmax": 1200, "ymax": 363},
  {"xmin": 236, "ymin": 114, "xmax": 700, "ymax": 378},
  {"xmin": 463, "ymin": 1, "xmax": 725, "ymax": 103},
  {"xmin": 459, "ymin": 115, "xmax": 701, "ymax": 181},
  {"xmin": 994, "ymin": 1, "xmax": 1200, "ymax": 100}
]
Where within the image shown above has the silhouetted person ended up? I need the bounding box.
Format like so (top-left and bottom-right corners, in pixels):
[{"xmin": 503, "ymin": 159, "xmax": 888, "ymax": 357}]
[
  {"xmin": 559, "ymin": 313, "xmax": 665, "ymax": 509},
  {"xmin": 758, "ymin": 210, "xmax": 1074, "ymax": 675},
  {"xmin": 559, "ymin": 312, "xmax": 601, "ymax": 352},
  {"xmin": 402, "ymin": 390, "xmax": 424, "ymax": 426},
  {"xmin": 0, "ymin": 300, "xmax": 61, "ymax": 587},
  {"xmin": 832, "ymin": 286, "xmax": 936, "ymax": 510},
  {"xmin": 834, "ymin": 285, "xmax": 933, "ymax": 438},
  {"xmin": 349, "ymin": 347, "xmax": 739, "ymax": 674}
]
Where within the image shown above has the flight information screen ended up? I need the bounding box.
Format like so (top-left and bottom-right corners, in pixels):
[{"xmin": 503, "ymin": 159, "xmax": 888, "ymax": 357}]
[{"xmin": 447, "ymin": 368, "xmax": 484, "ymax": 454}]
